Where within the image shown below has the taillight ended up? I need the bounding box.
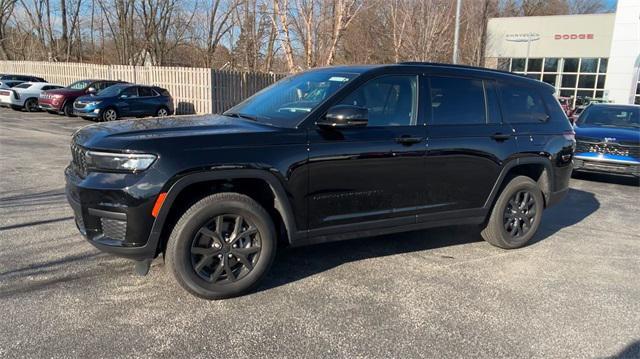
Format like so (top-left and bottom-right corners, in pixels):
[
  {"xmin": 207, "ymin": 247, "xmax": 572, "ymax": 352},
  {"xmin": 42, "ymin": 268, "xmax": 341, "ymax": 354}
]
[{"xmin": 563, "ymin": 131, "xmax": 575, "ymax": 141}]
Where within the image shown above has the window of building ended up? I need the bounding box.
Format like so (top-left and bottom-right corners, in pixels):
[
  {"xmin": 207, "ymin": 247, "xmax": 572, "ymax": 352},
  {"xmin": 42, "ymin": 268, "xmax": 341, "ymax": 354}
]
[
  {"xmin": 429, "ymin": 77, "xmax": 486, "ymax": 125},
  {"xmin": 494, "ymin": 57, "xmax": 609, "ymax": 106}
]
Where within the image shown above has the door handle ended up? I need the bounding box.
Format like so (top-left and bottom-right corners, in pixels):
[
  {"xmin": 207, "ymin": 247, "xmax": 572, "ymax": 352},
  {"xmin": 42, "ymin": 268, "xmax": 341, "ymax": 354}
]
[
  {"xmin": 491, "ymin": 133, "xmax": 511, "ymax": 141},
  {"xmin": 394, "ymin": 136, "xmax": 424, "ymax": 145}
]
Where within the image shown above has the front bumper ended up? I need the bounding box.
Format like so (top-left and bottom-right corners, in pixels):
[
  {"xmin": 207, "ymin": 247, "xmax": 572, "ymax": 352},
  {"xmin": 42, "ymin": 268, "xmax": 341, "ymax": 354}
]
[
  {"xmin": 65, "ymin": 165, "xmax": 162, "ymax": 260},
  {"xmin": 573, "ymin": 155, "xmax": 640, "ymax": 177},
  {"xmin": 39, "ymin": 102, "xmax": 62, "ymax": 111},
  {"xmin": 73, "ymin": 107, "xmax": 101, "ymax": 118}
]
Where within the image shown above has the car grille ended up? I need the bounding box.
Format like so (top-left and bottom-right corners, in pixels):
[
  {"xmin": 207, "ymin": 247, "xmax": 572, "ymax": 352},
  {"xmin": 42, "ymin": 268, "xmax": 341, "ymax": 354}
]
[
  {"xmin": 100, "ymin": 217, "xmax": 127, "ymax": 241},
  {"xmin": 71, "ymin": 142, "xmax": 88, "ymax": 177},
  {"xmin": 575, "ymin": 140, "xmax": 640, "ymax": 159}
]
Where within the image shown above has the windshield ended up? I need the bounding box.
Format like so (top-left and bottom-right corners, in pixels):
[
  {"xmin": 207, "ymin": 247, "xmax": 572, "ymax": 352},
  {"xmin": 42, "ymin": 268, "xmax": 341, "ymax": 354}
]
[
  {"xmin": 67, "ymin": 80, "xmax": 92, "ymax": 90},
  {"xmin": 224, "ymin": 71, "xmax": 358, "ymax": 127},
  {"xmin": 97, "ymin": 84, "xmax": 127, "ymax": 97},
  {"xmin": 578, "ymin": 106, "xmax": 640, "ymax": 129}
]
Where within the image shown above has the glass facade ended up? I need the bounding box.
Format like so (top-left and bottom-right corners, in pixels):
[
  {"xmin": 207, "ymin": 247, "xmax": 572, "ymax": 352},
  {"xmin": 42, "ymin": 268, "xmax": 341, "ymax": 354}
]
[{"xmin": 497, "ymin": 57, "xmax": 608, "ymax": 106}]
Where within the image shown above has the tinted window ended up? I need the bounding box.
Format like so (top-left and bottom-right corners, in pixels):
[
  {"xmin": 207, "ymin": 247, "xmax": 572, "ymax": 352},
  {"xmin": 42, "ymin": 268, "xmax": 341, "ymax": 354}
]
[
  {"xmin": 14, "ymin": 83, "xmax": 32, "ymax": 89},
  {"xmin": 120, "ymin": 87, "xmax": 138, "ymax": 98},
  {"xmin": 499, "ymin": 84, "xmax": 548, "ymax": 123},
  {"xmin": 429, "ymin": 77, "xmax": 486, "ymax": 125},
  {"xmin": 340, "ymin": 75, "xmax": 417, "ymax": 127},
  {"xmin": 138, "ymin": 87, "xmax": 155, "ymax": 97},
  {"xmin": 68, "ymin": 80, "xmax": 92, "ymax": 90}
]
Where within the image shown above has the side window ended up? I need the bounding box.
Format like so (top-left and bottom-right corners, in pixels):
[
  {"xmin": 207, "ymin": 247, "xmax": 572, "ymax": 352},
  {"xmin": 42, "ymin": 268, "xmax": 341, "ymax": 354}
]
[
  {"xmin": 484, "ymin": 80, "xmax": 502, "ymax": 124},
  {"xmin": 429, "ymin": 76, "xmax": 486, "ymax": 125},
  {"xmin": 498, "ymin": 84, "xmax": 548, "ymax": 123},
  {"xmin": 120, "ymin": 87, "xmax": 138, "ymax": 98},
  {"xmin": 339, "ymin": 75, "xmax": 418, "ymax": 127},
  {"xmin": 138, "ymin": 87, "xmax": 155, "ymax": 97}
]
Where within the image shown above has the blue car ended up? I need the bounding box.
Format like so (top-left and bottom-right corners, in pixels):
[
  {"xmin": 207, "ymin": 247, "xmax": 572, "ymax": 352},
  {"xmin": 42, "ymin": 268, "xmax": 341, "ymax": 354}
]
[
  {"xmin": 573, "ymin": 104, "xmax": 640, "ymax": 177},
  {"xmin": 73, "ymin": 83, "xmax": 174, "ymax": 121}
]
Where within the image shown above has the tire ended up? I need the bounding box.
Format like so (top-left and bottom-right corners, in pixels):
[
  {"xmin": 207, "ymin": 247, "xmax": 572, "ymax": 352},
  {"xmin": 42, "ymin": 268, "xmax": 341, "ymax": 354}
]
[
  {"xmin": 63, "ymin": 102, "xmax": 74, "ymax": 117},
  {"xmin": 24, "ymin": 98, "xmax": 39, "ymax": 112},
  {"xmin": 100, "ymin": 107, "xmax": 118, "ymax": 122},
  {"xmin": 165, "ymin": 192, "xmax": 277, "ymax": 299},
  {"xmin": 156, "ymin": 107, "xmax": 169, "ymax": 117},
  {"xmin": 481, "ymin": 176, "xmax": 544, "ymax": 249}
]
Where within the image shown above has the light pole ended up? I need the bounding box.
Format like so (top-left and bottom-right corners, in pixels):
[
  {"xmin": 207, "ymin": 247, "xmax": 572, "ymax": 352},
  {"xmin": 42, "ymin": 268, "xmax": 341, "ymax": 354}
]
[{"xmin": 453, "ymin": 0, "xmax": 462, "ymax": 64}]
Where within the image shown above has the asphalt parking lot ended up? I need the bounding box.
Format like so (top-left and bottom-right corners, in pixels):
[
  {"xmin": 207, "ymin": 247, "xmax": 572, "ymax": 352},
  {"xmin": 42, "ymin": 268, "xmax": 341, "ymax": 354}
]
[{"xmin": 0, "ymin": 108, "xmax": 639, "ymax": 358}]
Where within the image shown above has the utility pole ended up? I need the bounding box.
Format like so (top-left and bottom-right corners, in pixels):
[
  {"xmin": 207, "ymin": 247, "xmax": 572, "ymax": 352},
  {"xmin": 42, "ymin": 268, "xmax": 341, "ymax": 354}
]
[{"xmin": 453, "ymin": 0, "xmax": 462, "ymax": 64}]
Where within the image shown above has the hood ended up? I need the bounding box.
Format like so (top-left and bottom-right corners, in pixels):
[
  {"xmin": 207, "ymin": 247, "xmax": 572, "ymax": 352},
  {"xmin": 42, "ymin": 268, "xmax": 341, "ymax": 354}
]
[
  {"xmin": 44, "ymin": 87, "xmax": 84, "ymax": 96},
  {"xmin": 72, "ymin": 114, "xmax": 295, "ymax": 151},
  {"xmin": 575, "ymin": 125, "xmax": 640, "ymax": 145},
  {"xmin": 76, "ymin": 94, "xmax": 107, "ymax": 102}
]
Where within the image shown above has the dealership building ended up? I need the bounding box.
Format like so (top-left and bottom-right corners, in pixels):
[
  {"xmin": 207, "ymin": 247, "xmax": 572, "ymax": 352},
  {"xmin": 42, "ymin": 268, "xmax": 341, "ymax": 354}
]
[{"xmin": 485, "ymin": 0, "xmax": 640, "ymax": 106}]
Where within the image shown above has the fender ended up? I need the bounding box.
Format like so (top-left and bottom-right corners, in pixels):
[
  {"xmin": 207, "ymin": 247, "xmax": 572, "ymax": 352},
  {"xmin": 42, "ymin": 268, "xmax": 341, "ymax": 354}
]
[
  {"xmin": 146, "ymin": 169, "xmax": 302, "ymax": 254},
  {"xmin": 483, "ymin": 155, "xmax": 555, "ymax": 209}
]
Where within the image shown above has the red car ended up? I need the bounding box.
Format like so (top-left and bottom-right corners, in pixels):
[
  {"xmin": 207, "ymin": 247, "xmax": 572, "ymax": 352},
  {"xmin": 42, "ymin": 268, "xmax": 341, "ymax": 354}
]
[{"xmin": 38, "ymin": 79, "xmax": 125, "ymax": 116}]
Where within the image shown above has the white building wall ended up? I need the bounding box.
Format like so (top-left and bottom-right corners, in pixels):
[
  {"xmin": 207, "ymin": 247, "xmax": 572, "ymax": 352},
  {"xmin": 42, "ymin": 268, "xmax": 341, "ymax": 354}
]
[{"xmin": 604, "ymin": 0, "xmax": 640, "ymax": 104}]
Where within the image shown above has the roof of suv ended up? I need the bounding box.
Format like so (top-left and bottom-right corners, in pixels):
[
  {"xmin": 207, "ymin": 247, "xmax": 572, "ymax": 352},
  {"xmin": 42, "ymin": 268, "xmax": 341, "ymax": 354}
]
[{"xmin": 307, "ymin": 62, "xmax": 553, "ymax": 91}]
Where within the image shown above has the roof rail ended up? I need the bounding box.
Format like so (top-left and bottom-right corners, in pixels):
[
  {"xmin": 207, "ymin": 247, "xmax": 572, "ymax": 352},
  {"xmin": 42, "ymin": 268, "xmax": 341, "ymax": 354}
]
[{"xmin": 397, "ymin": 61, "xmax": 517, "ymax": 76}]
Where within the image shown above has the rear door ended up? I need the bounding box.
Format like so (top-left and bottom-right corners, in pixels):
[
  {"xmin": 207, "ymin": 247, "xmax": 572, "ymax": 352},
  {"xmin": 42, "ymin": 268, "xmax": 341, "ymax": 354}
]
[
  {"xmin": 137, "ymin": 86, "xmax": 159, "ymax": 115},
  {"xmin": 421, "ymin": 75, "xmax": 516, "ymax": 220}
]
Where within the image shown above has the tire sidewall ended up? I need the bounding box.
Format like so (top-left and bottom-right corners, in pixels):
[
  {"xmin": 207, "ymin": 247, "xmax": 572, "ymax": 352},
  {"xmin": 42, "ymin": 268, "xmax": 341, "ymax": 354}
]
[
  {"xmin": 25, "ymin": 98, "xmax": 38, "ymax": 112},
  {"xmin": 63, "ymin": 102, "xmax": 74, "ymax": 116},
  {"xmin": 492, "ymin": 177, "xmax": 544, "ymax": 248},
  {"xmin": 101, "ymin": 108, "xmax": 117, "ymax": 122},
  {"xmin": 169, "ymin": 196, "xmax": 276, "ymax": 299}
]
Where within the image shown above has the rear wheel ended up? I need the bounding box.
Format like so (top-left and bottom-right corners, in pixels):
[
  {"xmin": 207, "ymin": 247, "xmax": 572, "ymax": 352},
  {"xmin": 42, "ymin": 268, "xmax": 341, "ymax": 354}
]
[
  {"xmin": 166, "ymin": 193, "xmax": 276, "ymax": 299},
  {"xmin": 24, "ymin": 98, "xmax": 39, "ymax": 112},
  {"xmin": 156, "ymin": 107, "xmax": 169, "ymax": 117},
  {"xmin": 481, "ymin": 176, "xmax": 543, "ymax": 249},
  {"xmin": 100, "ymin": 108, "xmax": 118, "ymax": 122}
]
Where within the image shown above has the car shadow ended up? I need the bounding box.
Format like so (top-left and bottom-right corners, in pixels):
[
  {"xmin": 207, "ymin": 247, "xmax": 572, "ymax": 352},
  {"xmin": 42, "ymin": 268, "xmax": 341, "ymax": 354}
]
[
  {"xmin": 607, "ymin": 340, "xmax": 640, "ymax": 359},
  {"xmin": 572, "ymin": 171, "xmax": 640, "ymax": 187},
  {"xmin": 258, "ymin": 187, "xmax": 600, "ymax": 292}
]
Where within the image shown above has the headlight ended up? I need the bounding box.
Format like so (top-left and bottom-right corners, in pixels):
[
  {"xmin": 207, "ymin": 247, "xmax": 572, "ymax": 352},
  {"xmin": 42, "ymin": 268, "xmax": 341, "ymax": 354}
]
[
  {"xmin": 86, "ymin": 151, "xmax": 157, "ymax": 172},
  {"xmin": 85, "ymin": 101, "xmax": 101, "ymax": 106}
]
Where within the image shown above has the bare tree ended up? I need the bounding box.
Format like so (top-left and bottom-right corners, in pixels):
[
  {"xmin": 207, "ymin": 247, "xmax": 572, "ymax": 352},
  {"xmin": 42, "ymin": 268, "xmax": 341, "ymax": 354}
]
[{"xmin": 0, "ymin": 0, "xmax": 16, "ymax": 59}]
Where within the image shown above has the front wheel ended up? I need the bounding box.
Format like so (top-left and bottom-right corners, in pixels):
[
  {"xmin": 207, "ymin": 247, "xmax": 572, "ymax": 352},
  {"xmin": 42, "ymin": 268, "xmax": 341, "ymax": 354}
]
[
  {"xmin": 481, "ymin": 176, "xmax": 544, "ymax": 249},
  {"xmin": 165, "ymin": 193, "xmax": 277, "ymax": 299},
  {"xmin": 100, "ymin": 108, "xmax": 118, "ymax": 122},
  {"xmin": 63, "ymin": 102, "xmax": 74, "ymax": 117}
]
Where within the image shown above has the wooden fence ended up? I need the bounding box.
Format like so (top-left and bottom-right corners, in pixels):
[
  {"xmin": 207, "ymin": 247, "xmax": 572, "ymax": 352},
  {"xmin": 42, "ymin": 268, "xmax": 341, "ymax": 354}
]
[{"xmin": 0, "ymin": 61, "xmax": 285, "ymax": 115}]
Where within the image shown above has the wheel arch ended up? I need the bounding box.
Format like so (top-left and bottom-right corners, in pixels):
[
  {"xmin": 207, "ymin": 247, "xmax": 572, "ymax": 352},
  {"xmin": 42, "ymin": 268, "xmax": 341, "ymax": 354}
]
[
  {"xmin": 484, "ymin": 156, "xmax": 555, "ymax": 212},
  {"xmin": 148, "ymin": 169, "xmax": 300, "ymax": 256}
]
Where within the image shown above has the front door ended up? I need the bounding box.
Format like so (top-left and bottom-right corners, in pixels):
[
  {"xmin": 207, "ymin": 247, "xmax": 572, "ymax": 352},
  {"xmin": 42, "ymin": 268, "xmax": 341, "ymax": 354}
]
[{"xmin": 307, "ymin": 74, "xmax": 426, "ymax": 230}]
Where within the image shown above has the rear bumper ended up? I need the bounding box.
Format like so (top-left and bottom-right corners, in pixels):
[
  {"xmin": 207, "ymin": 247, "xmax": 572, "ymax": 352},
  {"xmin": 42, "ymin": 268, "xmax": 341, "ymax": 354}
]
[{"xmin": 573, "ymin": 155, "xmax": 640, "ymax": 177}]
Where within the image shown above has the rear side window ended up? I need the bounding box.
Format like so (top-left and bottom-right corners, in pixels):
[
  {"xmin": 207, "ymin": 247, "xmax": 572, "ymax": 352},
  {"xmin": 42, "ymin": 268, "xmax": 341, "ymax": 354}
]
[
  {"xmin": 120, "ymin": 87, "xmax": 138, "ymax": 98},
  {"xmin": 14, "ymin": 83, "xmax": 32, "ymax": 89},
  {"xmin": 429, "ymin": 76, "xmax": 486, "ymax": 125},
  {"xmin": 498, "ymin": 84, "xmax": 548, "ymax": 123},
  {"xmin": 138, "ymin": 87, "xmax": 155, "ymax": 97}
]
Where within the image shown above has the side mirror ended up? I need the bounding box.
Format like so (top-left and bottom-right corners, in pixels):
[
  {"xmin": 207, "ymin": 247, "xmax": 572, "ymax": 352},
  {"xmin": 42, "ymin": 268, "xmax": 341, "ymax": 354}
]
[
  {"xmin": 86, "ymin": 87, "xmax": 97, "ymax": 94},
  {"xmin": 317, "ymin": 105, "xmax": 368, "ymax": 129}
]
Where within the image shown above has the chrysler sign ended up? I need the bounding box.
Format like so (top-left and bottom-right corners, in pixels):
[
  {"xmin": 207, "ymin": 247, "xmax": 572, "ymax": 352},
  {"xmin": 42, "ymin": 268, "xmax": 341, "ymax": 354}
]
[{"xmin": 505, "ymin": 33, "xmax": 541, "ymax": 42}]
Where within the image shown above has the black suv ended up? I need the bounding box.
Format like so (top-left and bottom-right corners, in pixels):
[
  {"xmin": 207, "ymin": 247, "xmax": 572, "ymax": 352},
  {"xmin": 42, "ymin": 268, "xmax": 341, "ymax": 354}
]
[
  {"xmin": 0, "ymin": 74, "xmax": 47, "ymax": 82},
  {"xmin": 66, "ymin": 63, "xmax": 575, "ymax": 299}
]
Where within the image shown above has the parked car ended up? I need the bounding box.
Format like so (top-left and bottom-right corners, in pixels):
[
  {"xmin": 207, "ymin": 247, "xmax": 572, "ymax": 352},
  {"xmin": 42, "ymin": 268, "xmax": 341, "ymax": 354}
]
[
  {"xmin": 73, "ymin": 83, "xmax": 174, "ymax": 121},
  {"xmin": 66, "ymin": 63, "xmax": 574, "ymax": 299},
  {"xmin": 0, "ymin": 82, "xmax": 64, "ymax": 111},
  {"xmin": 38, "ymin": 79, "xmax": 126, "ymax": 116},
  {"xmin": 0, "ymin": 80, "xmax": 25, "ymax": 89},
  {"xmin": 573, "ymin": 103, "xmax": 640, "ymax": 177},
  {"xmin": 0, "ymin": 74, "xmax": 46, "ymax": 82}
]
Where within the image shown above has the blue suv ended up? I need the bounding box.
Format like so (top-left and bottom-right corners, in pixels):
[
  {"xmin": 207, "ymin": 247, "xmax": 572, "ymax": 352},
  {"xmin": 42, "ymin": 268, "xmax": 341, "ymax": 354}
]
[
  {"xmin": 574, "ymin": 104, "xmax": 640, "ymax": 177},
  {"xmin": 74, "ymin": 83, "xmax": 174, "ymax": 121}
]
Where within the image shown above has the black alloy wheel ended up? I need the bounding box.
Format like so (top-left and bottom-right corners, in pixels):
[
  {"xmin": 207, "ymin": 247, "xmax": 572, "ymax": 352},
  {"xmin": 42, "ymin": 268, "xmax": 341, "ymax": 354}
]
[
  {"xmin": 190, "ymin": 214, "xmax": 261, "ymax": 284},
  {"xmin": 503, "ymin": 190, "xmax": 537, "ymax": 238}
]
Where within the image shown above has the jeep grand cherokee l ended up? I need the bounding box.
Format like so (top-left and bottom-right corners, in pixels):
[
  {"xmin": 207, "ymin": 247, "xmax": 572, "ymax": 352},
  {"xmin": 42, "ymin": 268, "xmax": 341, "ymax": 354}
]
[{"xmin": 66, "ymin": 63, "xmax": 575, "ymax": 299}]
